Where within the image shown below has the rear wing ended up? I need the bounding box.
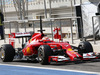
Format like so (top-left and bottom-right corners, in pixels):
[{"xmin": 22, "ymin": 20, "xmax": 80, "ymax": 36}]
[
  {"xmin": 9, "ymin": 32, "xmax": 34, "ymax": 47},
  {"xmin": 9, "ymin": 32, "xmax": 34, "ymax": 38},
  {"xmin": 14, "ymin": 32, "xmax": 33, "ymax": 38}
]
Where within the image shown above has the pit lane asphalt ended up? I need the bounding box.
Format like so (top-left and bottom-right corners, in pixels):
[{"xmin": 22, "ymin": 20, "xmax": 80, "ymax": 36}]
[{"xmin": 0, "ymin": 59, "xmax": 100, "ymax": 73}]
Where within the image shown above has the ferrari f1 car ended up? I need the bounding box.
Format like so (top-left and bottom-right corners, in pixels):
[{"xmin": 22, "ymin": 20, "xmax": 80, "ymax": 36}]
[{"xmin": 0, "ymin": 17, "xmax": 100, "ymax": 65}]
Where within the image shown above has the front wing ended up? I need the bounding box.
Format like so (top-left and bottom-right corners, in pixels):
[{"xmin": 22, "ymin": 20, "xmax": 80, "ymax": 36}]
[{"xmin": 48, "ymin": 52, "xmax": 100, "ymax": 63}]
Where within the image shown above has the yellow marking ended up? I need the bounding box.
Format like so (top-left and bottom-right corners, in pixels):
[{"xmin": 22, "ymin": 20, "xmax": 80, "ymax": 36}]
[
  {"xmin": 0, "ymin": 16, "xmax": 3, "ymax": 26},
  {"xmin": 2, "ymin": 53, "xmax": 4, "ymax": 57},
  {"xmin": 30, "ymin": 39, "xmax": 32, "ymax": 43}
]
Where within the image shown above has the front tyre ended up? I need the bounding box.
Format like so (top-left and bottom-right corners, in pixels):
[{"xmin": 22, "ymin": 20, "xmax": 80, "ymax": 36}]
[
  {"xmin": 78, "ymin": 41, "xmax": 93, "ymax": 55},
  {"xmin": 0, "ymin": 44, "xmax": 15, "ymax": 62},
  {"xmin": 38, "ymin": 45, "xmax": 52, "ymax": 65}
]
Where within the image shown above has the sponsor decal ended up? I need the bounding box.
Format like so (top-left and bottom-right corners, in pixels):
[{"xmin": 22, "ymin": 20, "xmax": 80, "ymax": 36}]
[
  {"xmin": 50, "ymin": 45, "xmax": 57, "ymax": 47},
  {"xmin": 26, "ymin": 47, "xmax": 32, "ymax": 54},
  {"xmin": 67, "ymin": 48, "xmax": 73, "ymax": 51},
  {"xmin": 15, "ymin": 32, "xmax": 31, "ymax": 37},
  {"xmin": 64, "ymin": 45, "xmax": 69, "ymax": 47}
]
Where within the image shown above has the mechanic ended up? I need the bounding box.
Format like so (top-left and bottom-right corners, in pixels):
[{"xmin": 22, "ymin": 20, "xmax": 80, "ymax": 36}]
[{"xmin": 0, "ymin": 10, "xmax": 4, "ymax": 40}]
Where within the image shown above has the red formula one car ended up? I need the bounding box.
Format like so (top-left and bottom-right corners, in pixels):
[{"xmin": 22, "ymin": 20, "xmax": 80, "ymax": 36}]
[{"xmin": 0, "ymin": 17, "xmax": 99, "ymax": 65}]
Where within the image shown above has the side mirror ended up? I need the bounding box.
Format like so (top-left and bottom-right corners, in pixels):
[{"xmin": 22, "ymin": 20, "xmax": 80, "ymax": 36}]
[
  {"xmin": 39, "ymin": 39, "xmax": 43, "ymax": 42},
  {"xmin": 95, "ymin": 13, "xmax": 100, "ymax": 15}
]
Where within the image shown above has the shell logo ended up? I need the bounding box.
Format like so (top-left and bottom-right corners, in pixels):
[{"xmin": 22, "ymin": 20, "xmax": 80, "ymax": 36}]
[
  {"xmin": 67, "ymin": 48, "xmax": 73, "ymax": 51},
  {"xmin": 26, "ymin": 47, "xmax": 32, "ymax": 54},
  {"xmin": 67, "ymin": 48, "xmax": 77, "ymax": 54}
]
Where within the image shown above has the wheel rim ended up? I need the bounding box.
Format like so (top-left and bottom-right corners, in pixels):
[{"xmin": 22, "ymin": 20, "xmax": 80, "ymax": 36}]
[
  {"xmin": 38, "ymin": 48, "xmax": 43, "ymax": 62},
  {"xmin": 79, "ymin": 45, "xmax": 82, "ymax": 49},
  {"xmin": 0, "ymin": 49, "xmax": 5, "ymax": 60}
]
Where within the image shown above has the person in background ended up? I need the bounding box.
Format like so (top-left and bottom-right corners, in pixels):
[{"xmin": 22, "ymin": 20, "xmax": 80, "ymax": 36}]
[{"xmin": 0, "ymin": 10, "xmax": 4, "ymax": 39}]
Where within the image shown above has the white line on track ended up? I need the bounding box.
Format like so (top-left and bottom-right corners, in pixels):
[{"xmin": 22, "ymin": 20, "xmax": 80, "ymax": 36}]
[{"xmin": 0, "ymin": 63, "xmax": 100, "ymax": 75}]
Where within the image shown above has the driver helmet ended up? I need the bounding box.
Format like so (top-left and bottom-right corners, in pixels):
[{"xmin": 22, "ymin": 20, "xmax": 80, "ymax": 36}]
[{"xmin": 42, "ymin": 37, "xmax": 50, "ymax": 41}]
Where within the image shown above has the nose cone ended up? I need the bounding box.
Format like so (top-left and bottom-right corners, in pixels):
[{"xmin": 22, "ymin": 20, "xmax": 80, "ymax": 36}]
[{"xmin": 67, "ymin": 48, "xmax": 82, "ymax": 61}]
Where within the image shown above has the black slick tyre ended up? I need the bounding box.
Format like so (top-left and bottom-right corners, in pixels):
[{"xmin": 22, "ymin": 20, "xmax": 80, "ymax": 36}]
[
  {"xmin": 78, "ymin": 41, "xmax": 93, "ymax": 55},
  {"xmin": 38, "ymin": 45, "xmax": 52, "ymax": 65},
  {"xmin": 0, "ymin": 44, "xmax": 15, "ymax": 62}
]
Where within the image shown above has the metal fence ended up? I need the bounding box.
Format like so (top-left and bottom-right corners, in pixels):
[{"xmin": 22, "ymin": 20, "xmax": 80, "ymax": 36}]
[{"xmin": 4, "ymin": 17, "xmax": 81, "ymax": 44}]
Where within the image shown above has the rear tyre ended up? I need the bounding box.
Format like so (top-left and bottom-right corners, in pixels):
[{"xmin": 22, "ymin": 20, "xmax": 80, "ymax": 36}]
[
  {"xmin": 38, "ymin": 45, "xmax": 52, "ymax": 65},
  {"xmin": 0, "ymin": 44, "xmax": 15, "ymax": 62},
  {"xmin": 78, "ymin": 41, "xmax": 93, "ymax": 55}
]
